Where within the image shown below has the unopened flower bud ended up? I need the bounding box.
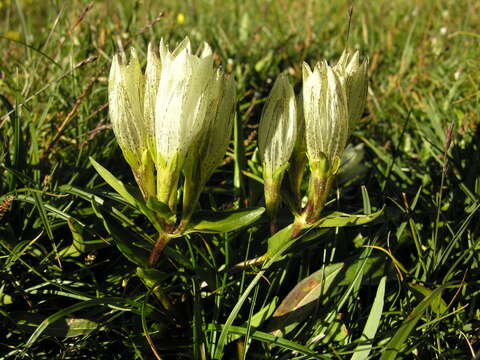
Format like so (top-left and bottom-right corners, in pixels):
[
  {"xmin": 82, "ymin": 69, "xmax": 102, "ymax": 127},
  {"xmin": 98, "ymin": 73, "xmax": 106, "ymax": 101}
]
[
  {"xmin": 334, "ymin": 50, "xmax": 368, "ymax": 127},
  {"xmin": 288, "ymin": 92, "xmax": 307, "ymax": 209},
  {"xmin": 258, "ymin": 74, "xmax": 297, "ymax": 231},
  {"xmin": 181, "ymin": 71, "xmax": 236, "ymax": 226},
  {"xmin": 154, "ymin": 38, "xmax": 215, "ymax": 210},
  {"xmin": 303, "ymin": 61, "xmax": 349, "ymax": 176},
  {"xmin": 109, "ymin": 48, "xmax": 155, "ymax": 199},
  {"xmin": 302, "ymin": 61, "xmax": 349, "ymax": 223}
]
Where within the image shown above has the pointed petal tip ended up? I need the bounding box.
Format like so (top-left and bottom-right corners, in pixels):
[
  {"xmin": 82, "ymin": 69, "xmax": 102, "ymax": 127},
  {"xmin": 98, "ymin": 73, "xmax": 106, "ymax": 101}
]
[
  {"xmin": 129, "ymin": 47, "xmax": 138, "ymax": 58},
  {"xmin": 147, "ymin": 41, "xmax": 155, "ymax": 54},
  {"xmin": 302, "ymin": 62, "xmax": 313, "ymax": 77},
  {"xmin": 201, "ymin": 42, "xmax": 212, "ymax": 58},
  {"xmin": 350, "ymin": 51, "xmax": 360, "ymax": 64}
]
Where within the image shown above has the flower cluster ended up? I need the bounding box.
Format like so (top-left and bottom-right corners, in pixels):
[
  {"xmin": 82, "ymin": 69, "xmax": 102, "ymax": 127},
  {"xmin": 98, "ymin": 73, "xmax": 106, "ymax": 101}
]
[
  {"xmin": 107, "ymin": 36, "xmax": 368, "ymax": 259},
  {"xmin": 258, "ymin": 50, "xmax": 368, "ymax": 229},
  {"xmin": 109, "ymin": 38, "xmax": 236, "ymax": 229}
]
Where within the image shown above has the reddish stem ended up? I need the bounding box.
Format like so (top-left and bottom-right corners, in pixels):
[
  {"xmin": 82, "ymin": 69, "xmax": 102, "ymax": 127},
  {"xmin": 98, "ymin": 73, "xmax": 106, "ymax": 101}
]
[{"xmin": 148, "ymin": 232, "xmax": 169, "ymax": 266}]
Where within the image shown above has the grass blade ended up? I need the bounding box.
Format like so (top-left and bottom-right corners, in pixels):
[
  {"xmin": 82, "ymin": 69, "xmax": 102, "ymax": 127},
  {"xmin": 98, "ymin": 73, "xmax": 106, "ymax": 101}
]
[
  {"xmin": 380, "ymin": 286, "xmax": 446, "ymax": 360},
  {"xmin": 351, "ymin": 276, "xmax": 386, "ymax": 360}
]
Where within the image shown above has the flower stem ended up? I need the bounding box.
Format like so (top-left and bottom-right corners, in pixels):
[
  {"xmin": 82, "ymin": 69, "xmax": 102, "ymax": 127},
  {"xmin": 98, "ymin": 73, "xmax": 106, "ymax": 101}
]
[
  {"xmin": 148, "ymin": 231, "xmax": 170, "ymax": 266},
  {"xmin": 304, "ymin": 174, "xmax": 333, "ymax": 224}
]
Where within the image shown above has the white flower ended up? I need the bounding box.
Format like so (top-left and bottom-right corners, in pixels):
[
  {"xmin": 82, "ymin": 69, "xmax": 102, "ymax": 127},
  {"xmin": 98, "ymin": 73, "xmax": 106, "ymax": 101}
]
[
  {"xmin": 303, "ymin": 61, "xmax": 349, "ymax": 174},
  {"xmin": 333, "ymin": 50, "xmax": 369, "ymax": 128},
  {"xmin": 258, "ymin": 73, "xmax": 297, "ymax": 180},
  {"xmin": 109, "ymin": 48, "xmax": 155, "ymax": 198},
  {"xmin": 301, "ymin": 53, "xmax": 368, "ymax": 223},
  {"xmin": 143, "ymin": 42, "xmax": 162, "ymax": 158},
  {"xmin": 108, "ymin": 37, "xmax": 236, "ymax": 211},
  {"xmin": 109, "ymin": 48, "xmax": 146, "ymax": 171},
  {"xmin": 181, "ymin": 70, "xmax": 236, "ymax": 223},
  {"xmin": 151, "ymin": 38, "xmax": 220, "ymax": 207},
  {"xmin": 258, "ymin": 74, "xmax": 297, "ymax": 225}
]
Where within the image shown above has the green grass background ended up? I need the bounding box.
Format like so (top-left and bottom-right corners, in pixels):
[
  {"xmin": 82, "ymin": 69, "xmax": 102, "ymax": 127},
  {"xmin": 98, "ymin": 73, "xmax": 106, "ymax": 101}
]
[{"xmin": 0, "ymin": 0, "xmax": 479, "ymax": 359}]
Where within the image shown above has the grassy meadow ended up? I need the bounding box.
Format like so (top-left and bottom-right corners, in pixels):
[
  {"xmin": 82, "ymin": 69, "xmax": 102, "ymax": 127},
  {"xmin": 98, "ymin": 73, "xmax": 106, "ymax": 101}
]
[{"xmin": 1, "ymin": 0, "xmax": 479, "ymax": 358}]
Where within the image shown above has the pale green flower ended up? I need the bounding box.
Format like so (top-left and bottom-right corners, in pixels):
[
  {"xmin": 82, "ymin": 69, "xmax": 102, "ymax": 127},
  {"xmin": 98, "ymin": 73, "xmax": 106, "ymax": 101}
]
[
  {"xmin": 109, "ymin": 48, "xmax": 155, "ymax": 199},
  {"xmin": 303, "ymin": 61, "xmax": 349, "ymax": 177},
  {"xmin": 108, "ymin": 37, "xmax": 235, "ymax": 212},
  {"xmin": 258, "ymin": 74, "xmax": 297, "ymax": 180},
  {"xmin": 143, "ymin": 42, "xmax": 162, "ymax": 159},
  {"xmin": 302, "ymin": 61, "xmax": 349, "ymax": 224},
  {"xmin": 258, "ymin": 74, "xmax": 297, "ymax": 229},
  {"xmin": 334, "ymin": 50, "xmax": 368, "ymax": 127},
  {"xmin": 181, "ymin": 70, "xmax": 236, "ymax": 225},
  {"xmin": 300, "ymin": 53, "xmax": 368, "ymax": 225},
  {"xmin": 153, "ymin": 38, "xmax": 216, "ymax": 209}
]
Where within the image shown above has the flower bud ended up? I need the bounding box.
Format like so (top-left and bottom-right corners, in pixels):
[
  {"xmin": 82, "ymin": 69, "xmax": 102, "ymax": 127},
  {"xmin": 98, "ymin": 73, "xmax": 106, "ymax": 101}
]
[
  {"xmin": 334, "ymin": 50, "xmax": 368, "ymax": 127},
  {"xmin": 181, "ymin": 70, "xmax": 236, "ymax": 226},
  {"xmin": 303, "ymin": 61, "xmax": 349, "ymax": 175},
  {"xmin": 144, "ymin": 42, "xmax": 162, "ymax": 159},
  {"xmin": 154, "ymin": 38, "xmax": 215, "ymax": 210},
  {"xmin": 258, "ymin": 74, "xmax": 297, "ymax": 230},
  {"xmin": 288, "ymin": 92, "xmax": 307, "ymax": 208},
  {"xmin": 302, "ymin": 61, "xmax": 348, "ymax": 223},
  {"xmin": 108, "ymin": 37, "xmax": 237, "ymax": 244},
  {"xmin": 109, "ymin": 48, "xmax": 155, "ymax": 199}
]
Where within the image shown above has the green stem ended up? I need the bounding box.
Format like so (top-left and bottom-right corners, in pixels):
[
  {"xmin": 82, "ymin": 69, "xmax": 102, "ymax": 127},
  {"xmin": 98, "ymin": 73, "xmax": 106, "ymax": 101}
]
[
  {"xmin": 304, "ymin": 174, "xmax": 334, "ymax": 224},
  {"xmin": 180, "ymin": 173, "xmax": 204, "ymax": 232},
  {"xmin": 288, "ymin": 150, "xmax": 307, "ymax": 210},
  {"xmin": 264, "ymin": 176, "xmax": 281, "ymax": 235}
]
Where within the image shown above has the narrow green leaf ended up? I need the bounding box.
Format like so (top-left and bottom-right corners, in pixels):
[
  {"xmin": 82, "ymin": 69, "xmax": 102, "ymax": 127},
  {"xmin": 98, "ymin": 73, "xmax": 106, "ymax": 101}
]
[
  {"xmin": 213, "ymin": 236, "xmax": 294, "ymax": 359},
  {"xmin": 31, "ymin": 190, "xmax": 54, "ymax": 240},
  {"xmin": 337, "ymin": 254, "xmax": 390, "ymax": 286},
  {"xmin": 351, "ymin": 276, "xmax": 386, "ymax": 360},
  {"xmin": 361, "ymin": 186, "xmax": 372, "ymax": 215},
  {"xmin": 146, "ymin": 196, "xmax": 176, "ymax": 223},
  {"xmin": 267, "ymin": 263, "xmax": 344, "ymax": 337},
  {"xmin": 58, "ymin": 217, "xmax": 107, "ymax": 258},
  {"xmin": 185, "ymin": 207, "xmax": 265, "ymax": 234},
  {"xmin": 90, "ymin": 157, "xmax": 162, "ymax": 232},
  {"xmin": 266, "ymin": 224, "xmax": 294, "ymax": 257},
  {"xmin": 209, "ymin": 324, "xmax": 330, "ymax": 359},
  {"xmin": 12, "ymin": 99, "xmax": 23, "ymax": 178},
  {"xmin": 89, "ymin": 157, "xmax": 138, "ymax": 207},
  {"xmin": 11, "ymin": 312, "xmax": 97, "ymax": 337},
  {"xmin": 312, "ymin": 207, "xmax": 384, "ymax": 228},
  {"xmin": 136, "ymin": 267, "xmax": 174, "ymax": 310},
  {"xmin": 64, "ymin": 318, "xmax": 98, "ymax": 338},
  {"xmin": 408, "ymin": 283, "xmax": 448, "ymax": 315},
  {"xmin": 380, "ymin": 286, "xmax": 446, "ymax": 360},
  {"xmin": 0, "ymin": 293, "xmax": 13, "ymax": 306},
  {"xmin": 58, "ymin": 217, "xmax": 86, "ymax": 257},
  {"xmin": 233, "ymin": 111, "xmax": 247, "ymax": 200},
  {"xmin": 93, "ymin": 203, "xmax": 149, "ymax": 267},
  {"xmin": 309, "ymin": 247, "xmax": 374, "ymax": 345},
  {"xmin": 136, "ymin": 267, "xmax": 170, "ymax": 286},
  {"xmin": 25, "ymin": 297, "xmax": 137, "ymax": 349},
  {"xmin": 226, "ymin": 297, "xmax": 279, "ymax": 344},
  {"xmin": 15, "ymin": 194, "xmax": 86, "ymax": 224}
]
